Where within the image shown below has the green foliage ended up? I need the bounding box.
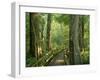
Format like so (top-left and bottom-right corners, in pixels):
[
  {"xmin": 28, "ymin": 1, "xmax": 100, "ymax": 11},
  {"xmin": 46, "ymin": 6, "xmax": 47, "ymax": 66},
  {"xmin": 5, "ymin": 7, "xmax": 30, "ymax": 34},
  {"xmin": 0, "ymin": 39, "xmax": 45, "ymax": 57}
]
[
  {"xmin": 26, "ymin": 56, "xmax": 37, "ymax": 67},
  {"xmin": 53, "ymin": 14, "xmax": 69, "ymax": 25},
  {"xmin": 81, "ymin": 51, "xmax": 89, "ymax": 64}
]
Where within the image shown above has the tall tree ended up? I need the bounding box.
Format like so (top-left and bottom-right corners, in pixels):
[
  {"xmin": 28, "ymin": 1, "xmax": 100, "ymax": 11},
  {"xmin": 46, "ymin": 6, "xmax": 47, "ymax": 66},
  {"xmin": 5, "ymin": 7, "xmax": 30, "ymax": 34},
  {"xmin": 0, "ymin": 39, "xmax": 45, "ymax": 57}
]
[
  {"xmin": 30, "ymin": 13, "xmax": 40, "ymax": 60},
  {"xmin": 69, "ymin": 15, "xmax": 82, "ymax": 64},
  {"xmin": 30, "ymin": 13, "xmax": 36, "ymax": 57},
  {"xmin": 72, "ymin": 15, "xmax": 82, "ymax": 64},
  {"xmin": 79, "ymin": 16, "xmax": 84, "ymax": 52},
  {"xmin": 69, "ymin": 15, "xmax": 74, "ymax": 65},
  {"xmin": 46, "ymin": 14, "xmax": 52, "ymax": 51}
]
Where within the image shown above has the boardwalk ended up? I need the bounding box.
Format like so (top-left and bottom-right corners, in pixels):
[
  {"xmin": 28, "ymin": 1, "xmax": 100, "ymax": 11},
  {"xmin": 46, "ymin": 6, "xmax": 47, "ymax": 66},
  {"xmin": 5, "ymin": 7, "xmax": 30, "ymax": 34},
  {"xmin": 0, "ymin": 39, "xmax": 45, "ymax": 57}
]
[{"xmin": 48, "ymin": 51, "xmax": 65, "ymax": 66}]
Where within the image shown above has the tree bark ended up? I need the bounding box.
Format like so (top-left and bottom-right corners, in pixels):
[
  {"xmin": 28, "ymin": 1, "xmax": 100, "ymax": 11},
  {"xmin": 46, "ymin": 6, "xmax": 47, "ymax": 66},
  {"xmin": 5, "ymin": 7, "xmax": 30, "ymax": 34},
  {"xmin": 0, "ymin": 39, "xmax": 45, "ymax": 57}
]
[
  {"xmin": 69, "ymin": 15, "xmax": 82, "ymax": 64},
  {"xmin": 30, "ymin": 13, "xmax": 36, "ymax": 57},
  {"xmin": 46, "ymin": 14, "xmax": 52, "ymax": 51},
  {"xmin": 79, "ymin": 16, "xmax": 84, "ymax": 52},
  {"xmin": 30, "ymin": 13, "xmax": 40, "ymax": 60},
  {"xmin": 69, "ymin": 15, "xmax": 74, "ymax": 65},
  {"xmin": 72, "ymin": 15, "xmax": 82, "ymax": 64}
]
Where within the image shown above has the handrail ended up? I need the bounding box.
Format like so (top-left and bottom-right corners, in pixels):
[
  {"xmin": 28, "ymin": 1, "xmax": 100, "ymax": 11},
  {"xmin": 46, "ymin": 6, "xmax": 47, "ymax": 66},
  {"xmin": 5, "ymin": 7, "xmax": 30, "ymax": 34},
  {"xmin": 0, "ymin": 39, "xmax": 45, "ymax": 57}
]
[{"xmin": 33, "ymin": 46, "xmax": 66, "ymax": 66}]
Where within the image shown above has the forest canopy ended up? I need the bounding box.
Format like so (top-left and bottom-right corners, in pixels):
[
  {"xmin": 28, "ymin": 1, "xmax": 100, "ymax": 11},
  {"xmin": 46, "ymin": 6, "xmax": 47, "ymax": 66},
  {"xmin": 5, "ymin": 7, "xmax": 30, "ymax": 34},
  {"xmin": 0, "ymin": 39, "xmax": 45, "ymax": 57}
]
[{"xmin": 26, "ymin": 12, "xmax": 90, "ymax": 67}]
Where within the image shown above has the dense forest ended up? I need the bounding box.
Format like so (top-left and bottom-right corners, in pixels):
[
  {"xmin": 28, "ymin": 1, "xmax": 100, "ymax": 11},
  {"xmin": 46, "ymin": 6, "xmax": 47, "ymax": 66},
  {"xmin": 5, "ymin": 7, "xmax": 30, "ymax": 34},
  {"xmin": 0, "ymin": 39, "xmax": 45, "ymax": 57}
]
[{"xmin": 26, "ymin": 12, "xmax": 90, "ymax": 67}]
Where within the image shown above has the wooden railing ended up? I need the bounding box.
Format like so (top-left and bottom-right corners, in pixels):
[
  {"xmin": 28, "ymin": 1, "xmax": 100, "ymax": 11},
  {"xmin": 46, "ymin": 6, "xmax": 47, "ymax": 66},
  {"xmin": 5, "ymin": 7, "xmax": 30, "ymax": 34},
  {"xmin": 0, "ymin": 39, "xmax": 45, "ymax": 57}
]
[{"xmin": 32, "ymin": 46, "xmax": 66, "ymax": 66}]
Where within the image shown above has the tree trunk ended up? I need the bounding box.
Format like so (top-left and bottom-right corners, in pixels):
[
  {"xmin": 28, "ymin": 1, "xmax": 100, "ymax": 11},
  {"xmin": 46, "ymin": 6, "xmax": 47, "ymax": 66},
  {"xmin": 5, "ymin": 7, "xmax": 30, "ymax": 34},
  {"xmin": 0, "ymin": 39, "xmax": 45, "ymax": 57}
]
[
  {"xmin": 79, "ymin": 16, "xmax": 84, "ymax": 52},
  {"xmin": 30, "ymin": 13, "xmax": 40, "ymax": 60},
  {"xmin": 69, "ymin": 15, "xmax": 74, "ymax": 65},
  {"xmin": 46, "ymin": 14, "xmax": 52, "ymax": 51},
  {"xmin": 69, "ymin": 15, "xmax": 82, "ymax": 65},
  {"xmin": 72, "ymin": 15, "xmax": 82, "ymax": 64},
  {"xmin": 30, "ymin": 13, "xmax": 36, "ymax": 57}
]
